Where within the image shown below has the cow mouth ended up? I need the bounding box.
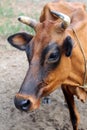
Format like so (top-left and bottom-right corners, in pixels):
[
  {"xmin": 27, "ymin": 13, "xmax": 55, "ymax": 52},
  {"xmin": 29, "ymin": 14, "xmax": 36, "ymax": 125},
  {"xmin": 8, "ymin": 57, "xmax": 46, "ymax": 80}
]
[{"xmin": 14, "ymin": 93, "xmax": 40, "ymax": 112}]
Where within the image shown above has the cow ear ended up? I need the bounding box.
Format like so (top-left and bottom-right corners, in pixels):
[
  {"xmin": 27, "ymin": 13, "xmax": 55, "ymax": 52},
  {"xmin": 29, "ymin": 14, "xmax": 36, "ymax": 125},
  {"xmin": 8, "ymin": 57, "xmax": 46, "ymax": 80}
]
[
  {"xmin": 63, "ymin": 36, "xmax": 74, "ymax": 57},
  {"xmin": 7, "ymin": 32, "xmax": 33, "ymax": 51}
]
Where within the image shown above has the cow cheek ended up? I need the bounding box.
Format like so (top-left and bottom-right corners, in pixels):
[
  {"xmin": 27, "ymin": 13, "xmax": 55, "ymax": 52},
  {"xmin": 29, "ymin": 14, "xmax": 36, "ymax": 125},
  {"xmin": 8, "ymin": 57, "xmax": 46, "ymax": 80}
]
[{"xmin": 41, "ymin": 55, "xmax": 71, "ymax": 96}]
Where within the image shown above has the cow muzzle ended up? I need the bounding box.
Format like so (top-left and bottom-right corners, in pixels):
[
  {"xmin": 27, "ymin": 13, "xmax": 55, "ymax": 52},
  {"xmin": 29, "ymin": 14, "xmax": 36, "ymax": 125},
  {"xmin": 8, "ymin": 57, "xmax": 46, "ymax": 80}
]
[{"xmin": 14, "ymin": 93, "xmax": 40, "ymax": 112}]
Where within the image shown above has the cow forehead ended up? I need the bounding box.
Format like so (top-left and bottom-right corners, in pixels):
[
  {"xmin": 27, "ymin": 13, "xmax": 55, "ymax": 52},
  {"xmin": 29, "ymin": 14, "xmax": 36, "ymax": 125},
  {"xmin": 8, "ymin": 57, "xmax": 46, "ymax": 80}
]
[
  {"xmin": 27, "ymin": 20, "xmax": 66, "ymax": 61},
  {"xmin": 35, "ymin": 21, "xmax": 54, "ymax": 39},
  {"xmin": 34, "ymin": 20, "xmax": 65, "ymax": 47}
]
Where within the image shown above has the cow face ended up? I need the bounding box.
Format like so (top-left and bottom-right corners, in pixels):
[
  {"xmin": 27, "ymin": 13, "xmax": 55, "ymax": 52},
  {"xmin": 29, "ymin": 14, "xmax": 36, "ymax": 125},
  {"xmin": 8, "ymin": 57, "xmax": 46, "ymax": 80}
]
[{"xmin": 8, "ymin": 19, "xmax": 74, "ymax": 112}]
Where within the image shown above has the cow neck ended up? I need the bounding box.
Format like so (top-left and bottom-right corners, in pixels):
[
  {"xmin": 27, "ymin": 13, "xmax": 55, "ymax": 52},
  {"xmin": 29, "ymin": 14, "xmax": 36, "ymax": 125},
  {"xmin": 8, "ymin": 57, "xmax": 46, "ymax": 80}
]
[{"xmin": 72, "ymin": 28, "xmax": 87, "ymax": 90}]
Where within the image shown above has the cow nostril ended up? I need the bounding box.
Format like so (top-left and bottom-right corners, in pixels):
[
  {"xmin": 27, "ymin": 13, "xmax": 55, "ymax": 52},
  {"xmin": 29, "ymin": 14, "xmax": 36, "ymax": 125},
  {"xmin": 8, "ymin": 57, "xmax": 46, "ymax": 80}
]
[
  {"xmin": 21, "ymin": 100, "xmax": 31, "ymax": 111},
  {"xmin": 14, "ymin": 97, "xmax": 31, "ymax": 112}
]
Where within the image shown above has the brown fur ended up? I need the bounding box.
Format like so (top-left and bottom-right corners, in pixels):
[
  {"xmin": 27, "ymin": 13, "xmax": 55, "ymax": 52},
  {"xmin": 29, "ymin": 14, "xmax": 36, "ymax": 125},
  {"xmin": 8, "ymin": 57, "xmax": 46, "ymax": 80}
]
[
  {"xmin": 39, "ymin": 0, "xmax": 87, "ymax": 99},
  {"xmin": 39, "ymin": 1, "xmax": 87, "ymax": 129}
]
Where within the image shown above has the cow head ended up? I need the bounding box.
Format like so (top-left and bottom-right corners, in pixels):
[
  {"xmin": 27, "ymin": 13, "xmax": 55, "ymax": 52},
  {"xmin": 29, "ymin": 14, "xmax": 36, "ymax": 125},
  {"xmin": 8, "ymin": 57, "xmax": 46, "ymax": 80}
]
[{"xmin": 8, "ymin": 11, "xmax": 74, "ymax": 112}]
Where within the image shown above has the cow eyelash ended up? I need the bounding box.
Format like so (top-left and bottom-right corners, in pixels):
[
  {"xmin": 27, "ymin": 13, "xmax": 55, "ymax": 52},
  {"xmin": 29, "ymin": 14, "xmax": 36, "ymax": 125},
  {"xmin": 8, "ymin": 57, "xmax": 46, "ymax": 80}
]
[{"xmin": 47, "ymin": 50, "xmax": 60, "ymax": 64}]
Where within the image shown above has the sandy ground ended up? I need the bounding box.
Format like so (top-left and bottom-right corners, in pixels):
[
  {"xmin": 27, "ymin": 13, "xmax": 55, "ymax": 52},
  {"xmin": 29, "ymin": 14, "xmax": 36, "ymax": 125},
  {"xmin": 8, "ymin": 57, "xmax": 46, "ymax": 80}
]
[{"xmin": 0, "ymin": 0, "xmax": 87, "ymax": 130}]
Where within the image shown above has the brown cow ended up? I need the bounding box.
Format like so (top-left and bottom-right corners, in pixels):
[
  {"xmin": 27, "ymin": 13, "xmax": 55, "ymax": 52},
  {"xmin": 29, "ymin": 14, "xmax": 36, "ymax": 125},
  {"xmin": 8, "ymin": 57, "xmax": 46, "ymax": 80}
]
[{"xmin": 7, "ymin": 0, "xmax": 87, "ymax": 130}]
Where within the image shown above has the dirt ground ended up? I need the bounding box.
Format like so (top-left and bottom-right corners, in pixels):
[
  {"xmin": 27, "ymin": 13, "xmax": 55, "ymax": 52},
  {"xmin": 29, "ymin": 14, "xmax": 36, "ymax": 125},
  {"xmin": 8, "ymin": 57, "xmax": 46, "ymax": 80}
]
[{"xmin": 0, "ymin": 0, "xmax": 87, "ymax": 130}]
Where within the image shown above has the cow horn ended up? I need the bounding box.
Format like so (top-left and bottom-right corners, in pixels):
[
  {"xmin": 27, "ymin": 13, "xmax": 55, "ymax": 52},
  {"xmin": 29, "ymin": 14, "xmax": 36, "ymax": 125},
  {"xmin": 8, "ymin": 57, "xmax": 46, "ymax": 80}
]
[
  {"xmin": 51, "ymin": 10, "xmax": 71, "ymax": 29},
  {"xmin": 18, "ymin": 16, "xmax": 37, "ymax": 29}
]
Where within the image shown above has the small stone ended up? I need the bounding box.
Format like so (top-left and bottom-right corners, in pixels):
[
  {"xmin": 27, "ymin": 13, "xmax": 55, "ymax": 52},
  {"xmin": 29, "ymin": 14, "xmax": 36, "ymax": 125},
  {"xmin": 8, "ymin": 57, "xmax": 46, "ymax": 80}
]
[{"xmin": 42, "ymin": 97, "xmax": 51, "ymax": 104}]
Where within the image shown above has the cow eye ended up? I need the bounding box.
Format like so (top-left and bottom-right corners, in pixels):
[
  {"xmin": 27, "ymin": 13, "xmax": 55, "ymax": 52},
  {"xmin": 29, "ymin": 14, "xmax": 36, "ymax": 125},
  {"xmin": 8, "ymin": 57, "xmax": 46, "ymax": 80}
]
[{"xmin": 48, "ymin": 51, "xmax": 60, "ymax": 63}]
